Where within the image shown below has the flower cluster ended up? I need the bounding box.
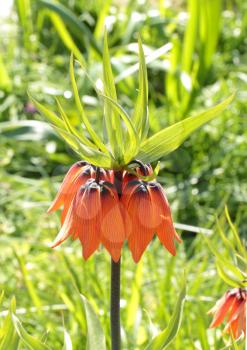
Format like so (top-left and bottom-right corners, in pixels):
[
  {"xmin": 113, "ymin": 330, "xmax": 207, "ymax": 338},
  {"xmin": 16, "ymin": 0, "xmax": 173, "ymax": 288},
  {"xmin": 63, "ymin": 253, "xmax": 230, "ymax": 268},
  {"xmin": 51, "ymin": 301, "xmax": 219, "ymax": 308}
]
[
  {"xmin": 209, "ymin": 288, "xmax": 247, "ymax": 339},
  {"xmin": 48, "ymin": 161, "xmax": 181, "ymax": 262}
]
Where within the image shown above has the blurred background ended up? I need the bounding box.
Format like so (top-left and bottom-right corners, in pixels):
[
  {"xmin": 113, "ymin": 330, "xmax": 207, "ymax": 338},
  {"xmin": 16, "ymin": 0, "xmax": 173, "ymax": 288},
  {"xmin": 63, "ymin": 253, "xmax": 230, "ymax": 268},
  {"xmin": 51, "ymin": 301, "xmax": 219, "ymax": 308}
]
[{"xmin": 0, "ymin": 0, "xmax": 246, "ymax": 349}]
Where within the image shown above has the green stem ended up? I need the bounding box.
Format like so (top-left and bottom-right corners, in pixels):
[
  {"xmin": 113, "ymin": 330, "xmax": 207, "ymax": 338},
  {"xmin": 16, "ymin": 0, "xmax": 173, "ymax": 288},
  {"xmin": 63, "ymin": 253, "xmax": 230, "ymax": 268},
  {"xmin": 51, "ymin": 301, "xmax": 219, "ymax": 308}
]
[{"xmin": 110, "ymin": 258, "xmax": 121, "ymax": 350}]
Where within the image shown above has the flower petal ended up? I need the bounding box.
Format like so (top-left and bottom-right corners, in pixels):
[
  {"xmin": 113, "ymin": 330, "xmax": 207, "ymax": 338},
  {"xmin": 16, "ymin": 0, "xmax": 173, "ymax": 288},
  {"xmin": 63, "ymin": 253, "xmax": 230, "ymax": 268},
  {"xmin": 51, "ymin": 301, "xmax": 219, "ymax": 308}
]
[
  {"xmin": 209, "ymin": 293, "xmax": 235, "ymax": 328},
  {"xmin": 47, "ymin": 161, "xmax": 88, "ymax": 213}
]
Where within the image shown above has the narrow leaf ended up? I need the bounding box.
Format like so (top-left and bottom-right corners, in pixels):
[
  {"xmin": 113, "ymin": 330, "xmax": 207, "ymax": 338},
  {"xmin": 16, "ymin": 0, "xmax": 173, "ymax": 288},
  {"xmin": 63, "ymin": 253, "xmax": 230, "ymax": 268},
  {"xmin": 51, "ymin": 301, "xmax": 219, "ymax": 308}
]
[
  {"xmin": 80, "ymin": 294, "xmax": 106, "ymax": 350},
  {"xmin": 132, "ymin": 36, "xmax": 149, "ymax": 141},
  {"xmin": 138, "ymin": 94, "xmax": 234, "ymax": 163},
  {"xmin": 103, "ymin": 31, "xmax": 123, "ymax": 160},
  {"xmin": 56, "ymin": 98, "xmax": 96, "ymax": 148},
  {"xmin": 69, "ymin": 55, "xmax": 109, "ymax": 154},
  {"xmin": 100, "ymin": 94, "xmax": 139, "ymax": 163},
  {"xmin": 145, "ymin": 280, "xmax": 186, "ymax": 350},
  {"xmin": 63, "ymin": 329, "xmax": 73, "ymax": 350},
  {"xmin": 53, "ymin": 126, "xmax": 112, "ymax": 168}
]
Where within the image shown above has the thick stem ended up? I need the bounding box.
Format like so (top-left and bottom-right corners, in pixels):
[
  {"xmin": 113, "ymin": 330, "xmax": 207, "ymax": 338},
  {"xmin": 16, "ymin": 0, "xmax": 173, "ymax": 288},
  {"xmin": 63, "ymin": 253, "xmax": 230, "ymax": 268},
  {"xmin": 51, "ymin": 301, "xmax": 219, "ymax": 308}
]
[
  {"xmin": 110, "ymin": 170, "xmax": 123, "ymax": 350},
  {"xmin": 110, "ymin": 258, "xmax": 121, "ymax": 350}
]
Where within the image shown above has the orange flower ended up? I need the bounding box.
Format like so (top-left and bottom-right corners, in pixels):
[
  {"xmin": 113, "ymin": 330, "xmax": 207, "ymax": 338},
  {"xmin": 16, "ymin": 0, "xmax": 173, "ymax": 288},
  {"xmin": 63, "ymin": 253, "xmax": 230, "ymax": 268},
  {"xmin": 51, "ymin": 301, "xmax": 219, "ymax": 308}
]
[
  {"xmin": 209, "ymin": 288, "xmax": 247, "ymax": 339},
  {"xmin": 121, "ymin": 177, "xmax": 181, "ymax": 263},
  {"xmin": 48, "ymin": 161, "xmax": 180, "ymax": 263}
]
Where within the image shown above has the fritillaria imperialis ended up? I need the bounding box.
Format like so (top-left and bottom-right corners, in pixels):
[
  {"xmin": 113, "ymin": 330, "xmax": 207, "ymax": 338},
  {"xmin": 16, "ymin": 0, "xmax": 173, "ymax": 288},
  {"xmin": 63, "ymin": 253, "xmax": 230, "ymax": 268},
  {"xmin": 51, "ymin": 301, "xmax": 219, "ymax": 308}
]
[
  {"xmin": 31, "ymin": 32, "xmax": 233, "ymax": 350},
  {"xmin": 48, "ymin": 161, "xmax": 181, "ymax": 263},
  {"xmin": 209, "ymin": 288, "xmax": 246, "ymax": 339}
]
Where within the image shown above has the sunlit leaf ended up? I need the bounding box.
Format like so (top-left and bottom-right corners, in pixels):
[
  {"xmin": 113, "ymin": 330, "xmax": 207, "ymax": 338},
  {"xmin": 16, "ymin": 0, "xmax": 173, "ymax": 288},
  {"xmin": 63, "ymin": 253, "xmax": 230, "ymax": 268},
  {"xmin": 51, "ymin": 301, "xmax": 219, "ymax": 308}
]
[
  {"xmin": 100, "ymin": 94, "xmax": 139, "ymax": 163},
  {"xmin": 103, "ymin": 31, "xmax": 123, "ymax": 161},
  {"xmin": 132, "ymin": 36, "xmax": 149, "ymax": 141},
  {"xmin": 63, "ymin": 329, "xmax": 73, "ymax": 350},
  {"xmin": 138, "ymin": 94, "xmax": 234, "ymax": 163},
  {"xmin": 145, "ymin": 279, "xmax": 186, "ymax": 350},
  {"xmin": 38, "ymin": 0, "xmax": 101, "ymax": 55},
  {"xmin": 53, "ymin": 126, "xmax": 112, "ymax": 168},
  {"xmin": 80, "ymin": 294, "xmax": 106, "ymax": 350},
  {"xmin": 0, "ymin": 299, "xmax": 19, "ymax": 350},
  {"xmin": 69, "ymin": 55, "xmax": 109, "ymax": 154},
  {"xmin": 47, "ymin": 12, "xmax": 86, "ymax": 66}
]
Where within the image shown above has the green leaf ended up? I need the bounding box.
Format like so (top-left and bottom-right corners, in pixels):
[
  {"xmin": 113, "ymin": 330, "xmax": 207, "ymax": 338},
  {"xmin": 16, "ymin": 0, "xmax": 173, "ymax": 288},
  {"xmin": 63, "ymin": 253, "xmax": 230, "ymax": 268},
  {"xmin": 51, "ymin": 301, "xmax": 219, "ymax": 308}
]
[
  {"xmin": 63, "ymin": 329, "xmax": 73, "ymax": 350},
  {"xmin": 47, "ymin": 12, "xmax": 86, "ymax": 66},
  {"xmin": 138, "ymin": 94, "xmax": 234, "ymax": 163},
  {"xmin": 38, "ymin": 0, "xmax": 101, "ymax": 55},
  {"xmin": 0, "ymin": 299, "xmax": 19, "ymax": 350},
  {"xmin": 28, "ymin": 94, "xmax": 65, "ymax": 129},
  {"xmin": 99, "ymin": 94, "xmax": 139, "ymax": 163},
  {"xmin": 0, "ymin": 120, "xmax": 56, "ymax": 141},
  {"xmin": 53, "ymin": 126, "xmax": 112, "ymax": 168},
  {"xmin": 132, "ymin": 36, "xmax": 149, "ymax": 141},
  {"xmin": 225, "ymin": 206, "xmax": 246, "ymax": 258},
  {"xmin": 80, "ymin": 294, "xmax": 106, "ymax": 350},
  {"xmin": 55, "ymin": 98, "xmax": 96, "ymax": 149},
  {"xmin": 216, "ymin": 260, "xmax": 245, "ymax": 288},
  {"xmin": 126, "ymin": 260, "xmax": 143, "ymax": 329},
  {"xmin": 103, "ymin": 31, "xmax": 123, "ymax": 161},
  {"xmin": 11, "ymin": 314, "xmax": 51, "ymax": 349},
  {"xmin": 69, "ymin": 55, "xmax": 109, "ymax": 154},
  {"xmin": 145, "ymin": 280, "xmax": 186, "ymax": 350}
]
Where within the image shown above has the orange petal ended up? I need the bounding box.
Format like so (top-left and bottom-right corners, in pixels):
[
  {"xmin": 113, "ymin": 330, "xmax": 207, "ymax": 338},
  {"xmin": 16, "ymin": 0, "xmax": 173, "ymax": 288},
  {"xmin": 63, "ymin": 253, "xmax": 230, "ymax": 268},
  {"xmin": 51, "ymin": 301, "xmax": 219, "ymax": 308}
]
[
  {"xmin": 149, "ymin": 183, "xmax": 180, "ymax": 254},
  {"xmin": 60, "ymin": 171, "xmax": 93, "ymax": 224},
  {"xmin": 47, "ymin": 161, "xmax": 88, "ymax": 213},
  {"xmin": 79, "ymin": 183, "xmax": 101, "ymax": 260},
  {"xmin": 101, "ymin": 237, "xmax": 122, "ymax": 262},
  {"xmin": 101, "ymin": 184, "xmax": 125, "ymax": 244},
  {"xmin": 51, "ymin": 203, "xmax": 74, "ymax": 248},
  {"xmin": 209, "ymin": 293, "xmax": 235, "ymax": 328},
  {"xmin": 127, "ymin": 186, "xmax": 154, "ymax": 262}
]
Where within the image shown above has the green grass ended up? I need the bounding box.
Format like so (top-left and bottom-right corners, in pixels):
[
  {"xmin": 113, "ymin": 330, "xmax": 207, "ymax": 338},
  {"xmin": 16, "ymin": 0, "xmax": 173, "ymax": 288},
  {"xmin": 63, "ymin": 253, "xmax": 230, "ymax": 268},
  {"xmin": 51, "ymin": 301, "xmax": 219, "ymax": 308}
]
[{"xmin": 0, "ymin": 0, "xmax": 247, "ymax": 349}]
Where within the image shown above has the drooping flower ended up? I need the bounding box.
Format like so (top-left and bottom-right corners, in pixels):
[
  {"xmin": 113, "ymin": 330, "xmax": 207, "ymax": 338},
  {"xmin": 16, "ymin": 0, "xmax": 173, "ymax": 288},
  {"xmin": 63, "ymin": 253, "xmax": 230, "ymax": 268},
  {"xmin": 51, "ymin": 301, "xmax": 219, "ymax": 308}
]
[
  {"xmin": 48, "ymin": 161, "xmax": 180, "ymax": 263},
  {"xmin": 208, "ymin": 288, "xmax": 247, "ymax": 339},
  {"xmin": 50, "ymin": 169, "xmax": 125, "ymax": 262},
  {"xmin": 48, "ymin": 162, "xmax": 112, "ymax": 223},
  {"xmin": 121, "ymin": 167, "xmax": 181, "ymax": 262}
]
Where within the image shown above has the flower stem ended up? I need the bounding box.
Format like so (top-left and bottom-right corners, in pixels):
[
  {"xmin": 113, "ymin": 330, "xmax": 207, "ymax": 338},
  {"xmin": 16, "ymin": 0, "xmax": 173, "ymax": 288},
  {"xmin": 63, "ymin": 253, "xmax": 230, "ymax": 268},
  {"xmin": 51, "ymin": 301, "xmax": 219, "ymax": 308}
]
[
  {"xmin": 110, "ymin": 258, "xmax": 121, "ymax": 350},
  {"xmin": 110, "ymin": 170, "xmax": 123, "ymax": 350}
]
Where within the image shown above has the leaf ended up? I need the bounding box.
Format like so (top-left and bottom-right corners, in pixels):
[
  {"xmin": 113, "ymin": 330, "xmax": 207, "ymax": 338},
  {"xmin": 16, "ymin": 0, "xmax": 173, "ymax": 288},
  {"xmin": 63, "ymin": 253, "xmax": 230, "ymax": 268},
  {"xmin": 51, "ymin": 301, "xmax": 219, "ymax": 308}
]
[
  {"xmin": 11, "ymin": 314, "xmax": 51, "ymax": 350},
  {"xmin": 137, "ymin": 94, "xmax": 234, "ymax": 163},
  {"xmin": 80, "ymin": 294, "xmax": 106, "ymax": 350},
  {"xmin": 99, "ymin": 94, "xmax": 139, "ymax": 163},
  {"xmin": 69, "ymin": 55, "xmax": 109, "ymax": 154},
  {"xmin": 103, "ymin": 31, "xmax": 123, "ymax": 161},
  {"xmin": 0, "ymin": 299, "xmax": 19, "ymax": 350},
  {"xmin": 38, "ymin": 0, "xmax": 101, "ymax": 55},
  {"xmin": 203, "ymin": 235, "xmax": 245, "ymax": 287},
  {"xmin": 28, "ymin": 93, "xmax": 65, "ymax": 129},
  {"xmin": 0, "ymin": 120, "xmax": 56, "ymax": 141},
  {"xmin": 55, "ymin": 98, "xmax": 95, "ymax": 148},
  {"xmin": 47, "ymin": 12, "xmax": 86, "ymax": 66},
  {"xmin": 216, "ymin": 261, "xmax": 245, "ymax": 288},
  {"xmin": 132, "ymin": 36, "xmax": 149, "ymax": 141},
  {"xmin": 225, "ymin": 206, "xmax": 246, "ymax": 258},
  {"xmin": 53, "ymin": 126, "xmax": 112, "ymax": 168},
  {"xmin": 145, "ymin": 280, "xmax": 186, "ymax": 350},
  {"xmin": 126, "ymin": 260, "xmax": 143, "ymax": 329},
  {"xmin": 63, "ymin": 329, "xmax": 73, "ymax": 350}
]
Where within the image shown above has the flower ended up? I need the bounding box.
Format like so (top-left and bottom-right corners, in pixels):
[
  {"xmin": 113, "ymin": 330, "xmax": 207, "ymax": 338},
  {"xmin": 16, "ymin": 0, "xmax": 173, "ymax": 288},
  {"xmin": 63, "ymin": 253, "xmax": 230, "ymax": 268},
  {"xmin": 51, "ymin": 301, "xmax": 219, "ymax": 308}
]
[
  {"xmin": 208, "ymin": 288, "xmax": 247, "ymax": 339},
  {"xmin": 121, "ymin": 175, "xmax": 181, "ymax": 262},
  {"xmin": 48, "ymin": 161, "xmax": 181, "ymax": 263},
  {"xmin": 51, "ymin": 178, "xmax": 125, "ymax": 262}
]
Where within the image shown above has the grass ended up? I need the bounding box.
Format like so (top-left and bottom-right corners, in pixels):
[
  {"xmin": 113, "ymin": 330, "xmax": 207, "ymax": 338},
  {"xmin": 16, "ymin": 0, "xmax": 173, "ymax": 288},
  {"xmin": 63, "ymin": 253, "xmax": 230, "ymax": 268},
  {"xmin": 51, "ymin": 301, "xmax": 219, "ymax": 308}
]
[{"xmin": 0, "ymin": 0, "xmax": 247, "ymax": 349}]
